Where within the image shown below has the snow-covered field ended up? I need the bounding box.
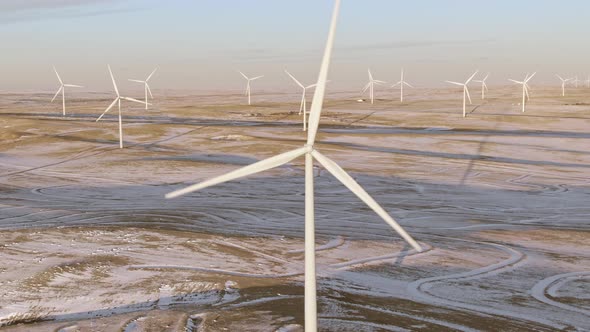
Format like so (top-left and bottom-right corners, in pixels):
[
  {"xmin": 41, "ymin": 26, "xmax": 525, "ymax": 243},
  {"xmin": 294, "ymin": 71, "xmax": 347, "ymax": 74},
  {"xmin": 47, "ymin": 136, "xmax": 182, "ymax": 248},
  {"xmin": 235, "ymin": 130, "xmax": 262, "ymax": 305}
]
[{"xmin": 0, "ymin": 87, "xmax": 589, "ymax": 331}]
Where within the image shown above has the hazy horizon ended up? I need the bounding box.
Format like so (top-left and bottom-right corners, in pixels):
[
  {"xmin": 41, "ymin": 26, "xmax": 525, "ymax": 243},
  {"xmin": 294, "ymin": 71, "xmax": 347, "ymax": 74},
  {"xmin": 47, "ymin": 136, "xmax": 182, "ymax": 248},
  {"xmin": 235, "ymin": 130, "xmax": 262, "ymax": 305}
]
[{"xmin": 1, "ymin": 0, "xmax": 589, "ymax": 93}]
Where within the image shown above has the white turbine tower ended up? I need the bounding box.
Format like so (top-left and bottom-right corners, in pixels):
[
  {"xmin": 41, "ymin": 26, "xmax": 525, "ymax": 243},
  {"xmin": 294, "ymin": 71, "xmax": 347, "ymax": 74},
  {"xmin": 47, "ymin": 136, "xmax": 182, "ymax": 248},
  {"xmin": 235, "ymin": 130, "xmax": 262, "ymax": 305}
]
[
  {"xmin": 239, "ymin": 71, "xmax": 264, "ymax": 105},
  {"xmin": 585, "ymin": 76, "xmax": 590, "ymax": 88},
  {"xmin": 362, "ymin": 69, "xmax": 386, "ymax": 104},
  {"xmin": 508, "ymin": 72, "xmax": 536, "ymax": 113},
  {"xmin": 473, "ymin": 73, "xmax": 489, "ymax": 100},
  {"xmin": 285, "ymin": 70, "xmax": 318, "ymax": 132},
  {"xmin": 51, "ymin": 66, "xmax": 83, "ymax": 116},
  {"xmin": 391, "ymin": 68, "xmax": 413, "ymax": 103},
  {"xmin": 166, "ymin": 1, "xmax": 422, "ymax": 330},
  {"xmin": 96, "ymin": 65, "xmax": 149, "ymax": 149},
  {"xmin": 445, "ymin": 70, "xmax": 478, "ymax": 118},
  {"xmin": 556, "ymin": 75, "xmax": 572, "ymax": 97},
  {"xmin": 129, "ymin": 68, "xmax": 158, "ymax": 110}
]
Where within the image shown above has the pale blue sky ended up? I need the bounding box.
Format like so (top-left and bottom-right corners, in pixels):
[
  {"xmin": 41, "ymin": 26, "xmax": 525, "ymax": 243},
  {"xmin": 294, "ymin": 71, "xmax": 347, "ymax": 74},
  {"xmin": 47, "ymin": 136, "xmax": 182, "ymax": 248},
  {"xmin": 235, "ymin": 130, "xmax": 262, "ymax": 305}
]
[{"xmin": 1, "ymin": 0, "xmax": 589, "ymax": 91}]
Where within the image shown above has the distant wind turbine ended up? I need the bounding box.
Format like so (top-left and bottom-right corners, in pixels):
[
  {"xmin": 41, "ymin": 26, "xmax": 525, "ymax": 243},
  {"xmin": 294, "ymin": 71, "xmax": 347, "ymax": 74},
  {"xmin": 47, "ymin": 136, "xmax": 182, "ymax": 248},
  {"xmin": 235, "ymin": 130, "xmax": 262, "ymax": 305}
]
[
  {"xmin": 166, "ymin": 1, "xmax": 422, "ymax": 331},
  {"xmin": 473, "ymin": 73, "xmax": 489, "ymax": 100},
  {"xmin": 556, "ymin": 75, "xmax": 572, "ymax": 97},
  {"xmin": 96, "ymin": 65, "xmax": 149, "ymax": 149},
  {"xmin": 239, "ymin": 71, "xmax": 263, "ymax": 105},
  {"xmin": 285, "ymin": 70, "xmax": 318, "ymax": 131},
  {"xmin": 585, "ymin": 76, "xmax": 590, "ymax": 88},
  {"xmin": 508, "ymin": 72, "xmax": 536, "ymax": 113},
  {"xmin": 129, "ymin": 68, "xmax": 158, "ymax": 110},
  {"xmin": 51, "ymin": 66, "xmax": 83, "ymax": 116},
  {"xmin": 572, "ymin": 76, "xmax": 580, "ymax": 88},
  {"xmin": 362, "ymin": 69, "xmax": 386, "ymax": 104},
  {"xmin": 445, "ymin": 70, "xmax": 478, "ymax": 117},
  {"xmin": 391, "ymin": 68, "xmax": 413, "ymax": 102}
]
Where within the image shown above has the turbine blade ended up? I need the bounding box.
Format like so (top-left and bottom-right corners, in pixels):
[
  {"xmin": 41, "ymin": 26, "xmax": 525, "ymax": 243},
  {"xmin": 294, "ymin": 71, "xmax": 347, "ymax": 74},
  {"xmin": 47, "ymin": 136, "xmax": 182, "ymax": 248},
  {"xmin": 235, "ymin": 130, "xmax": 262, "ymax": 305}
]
[
  {"xmin": 368, "ymin": 69, "xmax": 373, "ymax": 81},
  {"xmin": 53, "ymin": 66, "xmax": 63, "ymax": 84},
  {"xmin": 285, "ymin": 70, "xmax": 304, "ymax": 89},
  {"xmin": 374, "ymin": 80, "xmax": 387, "ymax": 84},
  {"xmin": 146, "ymin": 67, "xmax": 158, "ymax": 81},
  {"xmin": 526, "ymin": 72, "xmax": 537, "ymax": 82},
  {"xmin": 146, "ymin": 84, "xmax": 154, "ymax": 99},
  {"xmin": 64, "ymin": 84, "xmax": 83, "ymax": 88},
  {"xmin": 483, "ymin": 73, "xmax": 490, "ymax": 81},
  {"xmin": 108, "ymin": 65, "xmax": 119, "ymax": 97},
  {"xmin": 122, "ymin": 96, "xmax": 149, "ymax": 105},
  {"xmin": 239, "ymin": 71, "xmax": 249, "ymax": 80},
  {"xmin": 306, "ymin": 0, "xmax": 340, "ymax": 145},
  {"xmin": 250, "ymin": 75, "xmax": 264, "ymax": 81},
  {"xmin": 166, "ymin": 147, "xmax": 308, "ymax": 199},
  {"xmin": 465, "ymin": 86, "xmax": 472, "ymax": 104},
  {"xmin": 96, "ymin": 98, "xmax": 118, "ymax": 122},
  {"xmin": 465, "ymin": 70, "xmax": 479, "ymax": 84},
  {"xmin": 128, "ymin": 79, "xmax": 145, "ymax": 83},
  {"xmin": 312, "ymin": 150, "xmax": 422, "ymax": 252},
  {"xmin": 556, "ymin": 74, "xmax": 564, "ymax": 81},
  {"xmin": 362, "ymin": 82, "xmax": 371, "ymax": 92},
  {"xmin": 404, "ymin": 82, "xmax": 413, "ymax": 88},
  {"xmin": 445, "ymin": 81, "xmax": 464, "ymax": 86},
  {"xmin": 508, "ymin": 79, "xmax": 522, "ymax": 84},
  {"xmin": 51, "ymin": 87, "xmax": 63, "ymax": 102}
]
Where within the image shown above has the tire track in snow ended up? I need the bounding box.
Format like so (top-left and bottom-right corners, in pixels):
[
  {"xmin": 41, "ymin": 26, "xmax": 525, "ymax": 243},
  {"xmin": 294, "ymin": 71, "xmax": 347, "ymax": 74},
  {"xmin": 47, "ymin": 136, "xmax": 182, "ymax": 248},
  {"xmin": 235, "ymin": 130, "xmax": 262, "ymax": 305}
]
[
  {"xmin": 531, "ymin": 271, "xmax": 590, "ymax": 316},
  {"xmin": 407, "ymin": 238, "xmax": 566, "ymax": 330}
]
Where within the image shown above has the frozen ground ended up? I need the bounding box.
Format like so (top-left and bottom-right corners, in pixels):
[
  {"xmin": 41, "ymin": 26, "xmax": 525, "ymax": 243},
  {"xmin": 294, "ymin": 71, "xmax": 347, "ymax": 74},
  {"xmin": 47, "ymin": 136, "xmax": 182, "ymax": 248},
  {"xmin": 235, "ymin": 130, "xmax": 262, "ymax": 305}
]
[{"xmin": 0, "ymin": 87, "xmax": 589, "ymax": 331}]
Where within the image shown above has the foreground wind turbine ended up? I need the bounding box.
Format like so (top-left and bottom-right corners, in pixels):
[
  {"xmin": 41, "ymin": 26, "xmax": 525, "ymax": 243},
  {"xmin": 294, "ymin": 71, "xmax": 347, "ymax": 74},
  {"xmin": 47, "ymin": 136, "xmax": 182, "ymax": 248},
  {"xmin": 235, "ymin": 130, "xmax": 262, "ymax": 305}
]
[
  {"xmin": 51, "ymin": 66, "xmax": 83, "ymax": 116},
  {"xmin": 285, "ymin": 70, "xmax": 318, "ymax": 131},
  {"xmin": 166, "ymin": 1, "xmax": 422, "ymax": 330},
  {"xmin": 96, "ymin": 65, "xmax": 149, "ymax": 149},
  {"xmin": 239, "ymin": 71, "xmax": 264, "ymax": 105},
  {"xmin": 556, "ymin": 75, "xmax": 572, "ymax": 97},
  {"xmin": 508, "ymin": 72, "xmax": 536, "ymax": 113},
  {"xmin": 391, "ymin": 68, "xmax": 413, "ymax": 102},
  {"xmin": 473, "ymin": 73, "xmax": 489, "ymax": 100},
  {"xmin": 129, "ymin": 68, "xmax": 158, "ymax": 110},
  {"xmin": 362, "ymin": 69, "xmax": 386, "ymax": 104},
  {"xmin": 445, "ymin": 70, "xmax": 478, "ymax": 117}
]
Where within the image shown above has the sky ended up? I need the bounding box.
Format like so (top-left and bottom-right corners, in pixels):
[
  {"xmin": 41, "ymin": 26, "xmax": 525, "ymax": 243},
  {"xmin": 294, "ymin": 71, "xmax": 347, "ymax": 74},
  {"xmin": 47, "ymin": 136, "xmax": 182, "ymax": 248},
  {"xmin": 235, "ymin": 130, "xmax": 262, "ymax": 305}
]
[{"xmin": 1, "ymin": 0, "xmax": 590, "ymax": 92}]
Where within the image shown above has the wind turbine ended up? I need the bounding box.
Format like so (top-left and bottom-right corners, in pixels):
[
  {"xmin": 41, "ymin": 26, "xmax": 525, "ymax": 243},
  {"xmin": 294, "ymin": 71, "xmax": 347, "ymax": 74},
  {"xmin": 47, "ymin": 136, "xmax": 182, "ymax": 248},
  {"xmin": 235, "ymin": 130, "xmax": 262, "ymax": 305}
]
[
  {"xmin": 391, "ymin": 68, "xmax": 413, "ymax": 103},
  {"xmin": 572, "ymin": 76, "xmax": 580, "ymax": 88},
  {"xmin": 239, "ymin": 71, "xmax": 263, "ymax": 105},
  {"xmin": 445, "ymin": 70, "xmax": 478, "ymax": 117},
  {"xmin": 473, "ymin": 73, "xmax": 489, "ymax": 100},
  {"xmin": 51, "ymin": 66, "xmax": 83, "ymax": 116},
  {"xmin": 556, "ymin": 75, "xmax": 572, "ymax": 97},
  {"xmin": 508, "ymin": 72, "xmax": 536, "ymax": 113},
  {"xmin": 129, "ymin": 68, "xmax": 158, "ymax": 110},
  {"xmin": 96, "ymin": 65, "xmax": 149, "ymax": 149},
  {"xmin": 165, "ymin": 1, "xmax": 422, "ymax": 331},
  {"xmin": 585, "ymin": 76, "xmax": 590, "ymax": 88},
  {"xmin": 362, "ymin": 69, "xmax": 386, "ymax": 104},
  {"xmin": 285, "ymin": 70, "xmax": 318, "ymax": 131}
]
